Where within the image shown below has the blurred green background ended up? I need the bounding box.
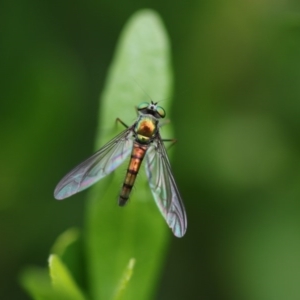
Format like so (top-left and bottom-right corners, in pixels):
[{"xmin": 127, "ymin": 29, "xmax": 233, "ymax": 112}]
[{"xmin": 1, "ymin": 0, "xmax": 300, "ymax": 299}]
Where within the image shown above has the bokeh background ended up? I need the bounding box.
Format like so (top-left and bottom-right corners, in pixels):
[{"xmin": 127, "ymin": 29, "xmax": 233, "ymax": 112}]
[{"xmin": 1, "ymin": 0, "xmax": 300, "ymax": 299}]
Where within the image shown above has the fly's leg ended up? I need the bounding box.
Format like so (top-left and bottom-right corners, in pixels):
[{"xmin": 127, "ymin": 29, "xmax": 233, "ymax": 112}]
[
  {"xmin": 162, "ymin": 138, "xmax": 177, "ymax": 143},
  {"xmin": 162, "ymin": 138, "xmax": 177, "ymax": 150},
  {"xmin": 159, "ymin": 119, "xmax": 177, "ymax": 149},
  {"xmin": 116, "ymin": 118, "xmax": 128, "ymax": 128}
]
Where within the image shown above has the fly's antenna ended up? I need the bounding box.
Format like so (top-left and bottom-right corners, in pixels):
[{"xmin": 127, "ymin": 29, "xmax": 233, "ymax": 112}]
[
  {"xmin": 156, "ymin": 97, "xmax": 171, "ymax": 104},
  {"xmin": 131, "ymin": 77, "xmax": 153, "ymax": 103}
]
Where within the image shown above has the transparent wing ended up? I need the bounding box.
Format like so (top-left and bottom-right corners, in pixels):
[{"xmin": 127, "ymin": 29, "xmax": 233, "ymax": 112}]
[
  {"xmin": 54, "ymin": 128, "xmax": 134, "ymax": 200},
  {"xmin": 145, "ymin": 134, "xmax": 187, "ymax": 237}
]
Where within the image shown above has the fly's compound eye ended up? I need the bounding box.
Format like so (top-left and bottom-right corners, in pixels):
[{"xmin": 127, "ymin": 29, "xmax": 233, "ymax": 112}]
[
  {"xmin": 137, "ymin": 102, "xmax": 149, "ymax": 110},
  {"xmin": 156, "ymin": 106, "xmax": 166, "ymax": 118}
]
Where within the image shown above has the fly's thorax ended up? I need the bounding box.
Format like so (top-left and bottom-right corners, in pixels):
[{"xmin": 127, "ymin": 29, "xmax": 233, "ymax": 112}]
[{"xmin": 135, "ymin": 115, "xmax": 158, "ymax": 143}]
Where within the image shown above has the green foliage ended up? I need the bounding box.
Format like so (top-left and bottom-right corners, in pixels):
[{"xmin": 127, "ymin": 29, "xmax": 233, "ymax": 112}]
[
  {"xmin": 20, "ymin": 267, "xmax": 59, "ymax": 300},
  {"xmin": 86, "ymin": 9, "xmax": 173, "ymax": 300},
  {"xmin": 4, "ymin": 1, "xmax": 300, "ymax": 299},
  {"xmin": 20, "ymin": 9, "xmax": 173, "ymax": 300},
  {"xmin": 48, "ymin": 255, "xmax": 86, "ymax": 300},
  {"xmin": 113, "ymin": 258, "xmax": 136, "ymax": 300}
]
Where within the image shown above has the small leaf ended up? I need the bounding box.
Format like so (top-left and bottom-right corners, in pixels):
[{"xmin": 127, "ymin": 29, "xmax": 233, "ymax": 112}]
[
  {"xmin": 20, "ymin": 267, "xmax": 59, "ymax": 300},
  {"xmin": 51, "ymin": 227, "xmax": 80, "ymax": 257},
  {"xmin": 113, "ymin": 258, "xmax": 136, "ymax": 300},
  {"xmin": 51, "ymin": 228, "xmax": 85, "ymax": 288},
  {"xmin": 49, "ymin": 254, "xmax": 86, "ymax": 300}
]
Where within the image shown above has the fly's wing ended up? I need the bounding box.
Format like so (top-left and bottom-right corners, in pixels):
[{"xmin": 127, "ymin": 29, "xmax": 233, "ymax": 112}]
[
  {"xmin": 54, "ymin": 128, "xmax": 134, "ymax": 199},
  {"xmin": 145, "ymin": 134, "xmax": 187, "ymax": 237}
]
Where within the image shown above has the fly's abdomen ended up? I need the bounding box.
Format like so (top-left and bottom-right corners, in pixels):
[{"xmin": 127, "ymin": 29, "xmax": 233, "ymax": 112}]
[{"xmin": 119, "ymin": 142, "xmax": 148, "ymax": 206}]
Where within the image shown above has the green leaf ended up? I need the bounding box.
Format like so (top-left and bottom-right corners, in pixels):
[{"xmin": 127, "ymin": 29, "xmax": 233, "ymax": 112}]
[
  {"xmin": 51, "ymin": 227, "xmax": 80, "ymax": 257},
  {"xmin": 85, "ymin": 9, "xmax": 174, "ymax": 300},
  {"xmin": 113, "ymin": 258, "xmax": 136, "ymax": 300},
  {"xmin": 20, "ymin": 267, "xmax": 58, "ymax": 300},
  {"xmin": 20, "ymin": 230, "xmax": 86, "ymax": 300},
  {"xmin": 49, "ymin": 254, "xmax": 86, "ymax": 300},
  {"xmin": 51, "ymin": 228, "xmax": 85, "ymax": 289}
]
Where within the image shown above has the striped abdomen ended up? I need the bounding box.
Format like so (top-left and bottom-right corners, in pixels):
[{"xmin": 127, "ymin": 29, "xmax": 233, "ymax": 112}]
[{"xmin": 119, "ymin": 142, "xmax": 148, "ymax": 206}]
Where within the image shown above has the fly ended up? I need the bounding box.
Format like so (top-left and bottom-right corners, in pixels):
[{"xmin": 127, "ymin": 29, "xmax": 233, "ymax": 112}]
[{"xmin": 54, "ymin": 101, "xmax": 187, "ymax": 237}]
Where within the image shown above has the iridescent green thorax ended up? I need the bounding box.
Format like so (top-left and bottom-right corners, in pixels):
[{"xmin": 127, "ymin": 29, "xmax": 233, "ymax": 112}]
[{"xmin": 135, "ymin": 115, "xmax": 158, "ymax": 143}]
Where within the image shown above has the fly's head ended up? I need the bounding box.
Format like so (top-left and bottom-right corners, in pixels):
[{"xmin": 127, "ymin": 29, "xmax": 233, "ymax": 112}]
[{"xmin": 137, "ymin": 101, "xmax": 166, "ymax": 119}]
